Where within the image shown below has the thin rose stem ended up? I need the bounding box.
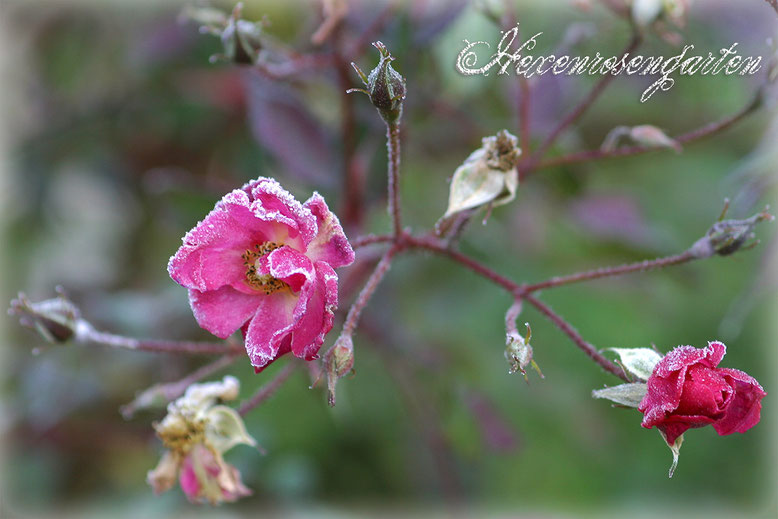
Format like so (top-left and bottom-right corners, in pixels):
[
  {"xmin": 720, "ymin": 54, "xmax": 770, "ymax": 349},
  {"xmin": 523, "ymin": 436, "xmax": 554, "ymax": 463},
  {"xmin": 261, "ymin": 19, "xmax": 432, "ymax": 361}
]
[
  {"xmin": 535, "ymin": 93, "xmax": 762, "ymax": 169},
  {"xmin": 504, "ymin": 298, "xmax": 523, "ymax": 336},
  {"xmin": 120, "ymin": 354, "xmax": 240, "ymax": 418},
  {"xmin": 523, "ymin": 294, "xmax": 628, "ymax": 381},
  {"xmin": 387, "ymin": 121, "xmax": 403, "ymax": 238},
  {"xmin": 342, "ymin": 247, "xmax": 398, "ymax": 337},
  {"xmin": 78, "ymin": 324, "xmax": 244, "ymax": 355},
  {"xmin": 522, "ymin": 33, "xmax": 642, "ymax": 175},
  {"xmin": 523, "ymin": 250, "xmax": 696, "ymax": 292},
  {"xmin": 238, "ymin": 362, "xmax": 299, "ymax": 416},
  {"xmin": 404, "ymin": 235, "xmax": 520, "ymax": 294},
  {"xmin": 351, "ymin": 233, "xmax": 393, "ymax": 249}
]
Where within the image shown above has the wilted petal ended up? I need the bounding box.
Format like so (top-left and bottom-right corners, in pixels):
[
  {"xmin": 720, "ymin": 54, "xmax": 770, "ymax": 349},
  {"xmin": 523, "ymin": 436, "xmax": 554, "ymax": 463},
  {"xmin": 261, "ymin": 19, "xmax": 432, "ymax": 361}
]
[
  {"xmin": 179, "ymin": 444, "xmax": 250, "ymax": 504},
  {"xmin": 204, "ymin": 405, "xmax": 257, "ymax": 453},
  {"xmin": 147, "ymin": 450, "xmax": 181, "ymax": 495}
]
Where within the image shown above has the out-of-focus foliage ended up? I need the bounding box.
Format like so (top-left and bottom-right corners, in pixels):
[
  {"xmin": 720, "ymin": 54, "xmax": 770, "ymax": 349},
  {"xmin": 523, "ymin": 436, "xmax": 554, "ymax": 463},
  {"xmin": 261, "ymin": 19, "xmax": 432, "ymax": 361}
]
[{"xmin": 1, "ymin": 0, "xmax": 776, "ymax": 516}]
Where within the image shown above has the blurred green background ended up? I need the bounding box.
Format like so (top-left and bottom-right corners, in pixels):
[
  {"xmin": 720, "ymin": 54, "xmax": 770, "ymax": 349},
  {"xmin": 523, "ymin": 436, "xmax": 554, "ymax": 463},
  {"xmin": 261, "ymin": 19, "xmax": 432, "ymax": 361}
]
[{"xmin": 1, "ymin": 0, "xmax": 776, "ymax": 517}]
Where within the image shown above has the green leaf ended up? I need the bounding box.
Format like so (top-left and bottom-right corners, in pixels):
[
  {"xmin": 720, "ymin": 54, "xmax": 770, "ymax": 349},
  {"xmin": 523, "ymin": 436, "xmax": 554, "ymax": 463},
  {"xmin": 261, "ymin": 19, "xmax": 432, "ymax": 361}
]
[
  {"xmin": 591, "ymin": 382, "xmax": 647, "ymax": 408},
  {"xmin": 606, "ymin": 347, "xmax": 663, "ymax": 381}
]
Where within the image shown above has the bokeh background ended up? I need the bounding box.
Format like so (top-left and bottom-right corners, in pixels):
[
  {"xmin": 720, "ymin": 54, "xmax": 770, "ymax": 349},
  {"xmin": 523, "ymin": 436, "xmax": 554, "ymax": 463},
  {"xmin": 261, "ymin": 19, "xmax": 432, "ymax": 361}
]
[{"xmin": 1, "ymin": 0, "xmax": 777, "ymax": 517}]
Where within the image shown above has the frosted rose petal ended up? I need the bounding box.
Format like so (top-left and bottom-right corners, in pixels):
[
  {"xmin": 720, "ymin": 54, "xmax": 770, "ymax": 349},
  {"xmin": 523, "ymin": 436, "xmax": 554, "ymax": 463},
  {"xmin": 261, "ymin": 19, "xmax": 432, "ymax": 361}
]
[
  {"xmin": 290, "ymin": 261, "xmax": 338, "ymax": 360},
  {"xmin": 189, "ymin": 286, "xmax": 262, "ymax": 339},
  {"xmin": 303, "ymin": 193, "xmax": 355, "ymax": 268},
  {"xmin": 713, "ymin": 368, "xmax": 766, "ymax": 436}
]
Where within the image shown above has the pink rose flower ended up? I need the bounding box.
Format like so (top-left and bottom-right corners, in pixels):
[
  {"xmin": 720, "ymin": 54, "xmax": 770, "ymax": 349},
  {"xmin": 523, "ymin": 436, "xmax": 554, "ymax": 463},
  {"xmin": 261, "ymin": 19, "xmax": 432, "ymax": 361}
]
[
  {"xmin": 638, "ymin": 341, "xmax": 766, "ymax": 445},
  {"xmin": 168, "ymin": 177, "xmax": 354, "ymax": 371}
]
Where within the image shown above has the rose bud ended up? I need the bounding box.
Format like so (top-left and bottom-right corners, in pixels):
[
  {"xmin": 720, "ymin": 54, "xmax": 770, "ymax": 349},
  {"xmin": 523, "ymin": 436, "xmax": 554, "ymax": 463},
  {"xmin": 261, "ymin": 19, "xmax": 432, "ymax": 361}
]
[
  {"xmin": 322, "ymin": 334, "xmax": 354, "ymax": 407},
  {"xmin": 504, "ymin": 322, "xmax": 543, "ymax": 382},
  {"xmin": 347, "ymin": 41, "xmax": 406, "ymax": 124},
  {"xmin": 9, "ymin": 288, "xmax": 80, "ymax": 344},
  {"xmin": 689, "ymin": 206, "xmax": 773, "ymax": 258},
  {"xmin": 638, "ymin": 341, "xmax": 766, "ymax": 476}
]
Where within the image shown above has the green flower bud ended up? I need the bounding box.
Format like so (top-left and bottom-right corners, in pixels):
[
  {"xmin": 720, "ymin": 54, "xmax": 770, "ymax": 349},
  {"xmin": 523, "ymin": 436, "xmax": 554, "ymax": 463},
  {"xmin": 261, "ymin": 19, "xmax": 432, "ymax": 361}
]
[
  {"xmin": 348, "ymin": 41, "xmax": 406, "ymax": 124},
  {"xmin": 689, "ymin": 206, "xmax": 774, "ymax": 258}
]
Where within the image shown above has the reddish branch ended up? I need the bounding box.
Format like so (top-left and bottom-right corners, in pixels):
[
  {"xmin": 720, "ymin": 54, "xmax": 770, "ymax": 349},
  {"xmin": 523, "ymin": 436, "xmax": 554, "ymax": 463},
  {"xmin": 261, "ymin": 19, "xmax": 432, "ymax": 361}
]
[
  {"xmin": 238, "ymin": 362, "xmax": 299, "ymax": 415},
  {"xmin": 341, "ymin": 246, "xmax": 400, "ymax": 337},
  {"xmin": 522, "ymin": 250, "xmax": 696, "ymax": 292},
  {"xmin": 535, "ymin": 89, "xmax": 763, "ymax": 170},
  {"xmin": 120, "ymin": 354, "xmax": 240, "ymax": 418},
  {"xmin": 351, "ymin": 233, "xmax": 393, "ymax": 249},
  {"xmin": 81, "ymin": 327, "xmax": 244, "ymax": 356},
  {"xmin": 523, "ymin": 294, "xmax": 629, "ymax": 381},
  {"xmin": 521, "ymin": 33, "xmax": 642, "ymax": 176},
  {"xmin": 387, "ymin": 121, "xmax": 403, "ymax": 238},
  {"xmin": 404, "ymin": 235, "xmax": 521, "ymax": 294}
]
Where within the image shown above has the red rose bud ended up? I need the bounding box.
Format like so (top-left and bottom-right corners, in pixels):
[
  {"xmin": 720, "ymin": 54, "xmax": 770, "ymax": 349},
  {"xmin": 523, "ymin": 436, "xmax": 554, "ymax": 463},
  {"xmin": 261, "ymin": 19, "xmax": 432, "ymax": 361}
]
[
  {"xmin": 323, "ymin": 334, "xmax": 354, "ymax": 407},
  {"xmin": 347, "ymin": 41, "xmax": 406, "ymax": 124},
  {"xmin": 638, "ymin": 341, "xmax": 766, "ymax": 448}
]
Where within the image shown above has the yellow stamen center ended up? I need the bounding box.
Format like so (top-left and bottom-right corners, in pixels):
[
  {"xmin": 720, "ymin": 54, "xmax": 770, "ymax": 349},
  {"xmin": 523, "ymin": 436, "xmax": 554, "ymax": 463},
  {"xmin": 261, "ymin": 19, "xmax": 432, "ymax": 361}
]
[{"xmin": 242, "ymin": 242, "xmax": 289, "ymax": 295}]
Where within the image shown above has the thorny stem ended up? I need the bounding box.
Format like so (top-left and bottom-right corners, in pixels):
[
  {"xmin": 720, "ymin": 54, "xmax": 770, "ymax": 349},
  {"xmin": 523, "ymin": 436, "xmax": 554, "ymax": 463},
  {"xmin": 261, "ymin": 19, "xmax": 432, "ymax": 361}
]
[
  {"xmin": 534, "ymin": 91, "xmax": 763, "ymax": 170},
  {"xmin": 522, "ymin": 250, "xmax": 696, "ymax": 292},
  {"xmin": 342, "ymin": 247, "xmax": 400, "ymax": 337},
  {"xmin": 523, "ymin": 294, "xmax": 629, "ymax": 381},
  {"xmin": 387, "ymin": 121, "xmax": 403, "ymax": 238},
  {"xmin": 79, "ymin": 324, "xmax": 245, "ymax": 356},
  {"xmin": 238, "ymin": 362, "xmax": 299, "ymax": 416},
  {"xmin": 351, "ymin": 233, "xmax": 393, "ymax": 249},
  {"xmin": 404, "ymin": 235, "xmax": 521, "ymax": 294},
  {"xmin": 504, "ymin": 298, "xmax": 523, "ymax": 337},
  {"xmin": 521, "ymin": 32, "xmax": 642, "ymax": 177},
  {"xmin": 120, "ymin": 354, "xmax": 240, "ymax": 418}
]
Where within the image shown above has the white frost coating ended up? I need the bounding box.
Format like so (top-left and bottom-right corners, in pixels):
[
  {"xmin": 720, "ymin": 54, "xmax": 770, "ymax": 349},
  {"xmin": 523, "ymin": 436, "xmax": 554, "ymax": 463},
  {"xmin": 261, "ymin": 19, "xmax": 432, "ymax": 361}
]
[
  {"xmin": 266, "ymin": 248, "xmax": 314, "ymax": 284},
  {"xmin": 249, "ymin": 177, "xmax": 318, "ymax": 245},
  {"xmin": 167, "ymin": 375, "xmax": 240, "ymax": 418}
]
